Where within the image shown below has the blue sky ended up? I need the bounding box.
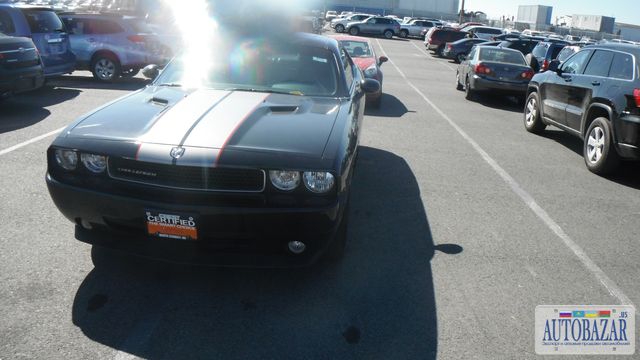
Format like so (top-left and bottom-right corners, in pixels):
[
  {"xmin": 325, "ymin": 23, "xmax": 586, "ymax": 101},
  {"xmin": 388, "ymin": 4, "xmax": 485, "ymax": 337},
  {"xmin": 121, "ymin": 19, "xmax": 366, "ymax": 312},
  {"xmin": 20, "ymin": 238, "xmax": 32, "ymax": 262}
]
[{"xmin": 464, "ymin": 0, "xmax": 638, "ymax": 25}]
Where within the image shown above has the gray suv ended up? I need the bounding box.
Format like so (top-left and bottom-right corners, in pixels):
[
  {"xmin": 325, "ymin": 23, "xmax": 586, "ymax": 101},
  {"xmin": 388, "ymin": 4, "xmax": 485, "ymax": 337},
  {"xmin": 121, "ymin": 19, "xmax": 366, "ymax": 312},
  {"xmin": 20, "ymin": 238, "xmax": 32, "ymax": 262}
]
[
  {"xmin": 60, "ymin": 13, "xmax": 170, "ymax": 81},
  {"xmin": 345, "ymin": 17, "xmax": 400, "ymax": 39}
]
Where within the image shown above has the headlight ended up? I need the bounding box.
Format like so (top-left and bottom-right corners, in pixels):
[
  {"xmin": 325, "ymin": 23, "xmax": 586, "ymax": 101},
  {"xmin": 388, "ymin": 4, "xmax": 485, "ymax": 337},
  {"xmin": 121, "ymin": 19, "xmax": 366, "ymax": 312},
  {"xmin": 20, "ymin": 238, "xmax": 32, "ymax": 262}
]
[
  {"xmin": 54, "ymin": 149, "xmax": 78, "ymax": 170},
  {"xmin": 81, "ymin": 153, "xmax": 107, "ymax": 173},
  {"xmin": 364, "ymin": 65, "xmax": 378, "ymax": 77},
  {"xmin": 269, "ymin": 170, "xmax": 300, "ymax": 191},
  {"xmin": 303, "ymin": 171, "xmax": 335, "ymax": 193}
]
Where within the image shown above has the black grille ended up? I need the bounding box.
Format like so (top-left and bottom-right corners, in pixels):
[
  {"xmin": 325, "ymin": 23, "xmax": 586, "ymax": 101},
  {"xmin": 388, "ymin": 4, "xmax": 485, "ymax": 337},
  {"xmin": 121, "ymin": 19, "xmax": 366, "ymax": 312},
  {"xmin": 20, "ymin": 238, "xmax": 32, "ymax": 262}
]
[
  {"xmin": 108, "ymin": 157, "xmax": 265, "ymax": 192},
  {"xmin": 1, "ymin": 59, "xmax": 39, "ymax": 69}
]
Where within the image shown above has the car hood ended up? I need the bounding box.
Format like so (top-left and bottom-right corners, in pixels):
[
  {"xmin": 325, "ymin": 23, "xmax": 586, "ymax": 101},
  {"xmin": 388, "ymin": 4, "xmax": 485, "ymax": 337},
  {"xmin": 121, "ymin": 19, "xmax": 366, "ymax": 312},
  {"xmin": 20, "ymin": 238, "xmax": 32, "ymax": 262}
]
[
  {"xmin": 352, "ymin": 57, "xmax": 376, "ymax": 70},
  {"xmin": 64, "ymin": 86, "xmax": 342, "ymax": 165}
]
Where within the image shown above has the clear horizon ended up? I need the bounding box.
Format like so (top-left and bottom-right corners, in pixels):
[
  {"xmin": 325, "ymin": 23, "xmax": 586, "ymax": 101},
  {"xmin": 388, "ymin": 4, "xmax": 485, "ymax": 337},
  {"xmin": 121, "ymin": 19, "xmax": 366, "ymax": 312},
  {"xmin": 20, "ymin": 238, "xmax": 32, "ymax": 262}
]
[{"xmin": 463, "ymin": 0, "xmax": 638, "ymax": 25}]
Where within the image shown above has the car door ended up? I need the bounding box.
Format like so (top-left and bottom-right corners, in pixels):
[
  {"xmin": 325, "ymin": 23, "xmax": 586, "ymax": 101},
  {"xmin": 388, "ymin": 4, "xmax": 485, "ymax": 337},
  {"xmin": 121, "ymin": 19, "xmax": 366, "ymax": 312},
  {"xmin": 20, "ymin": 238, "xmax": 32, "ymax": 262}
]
[
  {"xmin": 541, "ymin": 49, "xmax": 592, "ymax": 125},
  {"xmin": 360, "ymin": 18, "xmax": 376, "ymax": 34},
  {"xmin": 566, "ymin": 49, "xmax": 613, "ymax": 131},
  {"xmin": 62, "ymin": 17, "xmax": 94, "ymax": 66}
]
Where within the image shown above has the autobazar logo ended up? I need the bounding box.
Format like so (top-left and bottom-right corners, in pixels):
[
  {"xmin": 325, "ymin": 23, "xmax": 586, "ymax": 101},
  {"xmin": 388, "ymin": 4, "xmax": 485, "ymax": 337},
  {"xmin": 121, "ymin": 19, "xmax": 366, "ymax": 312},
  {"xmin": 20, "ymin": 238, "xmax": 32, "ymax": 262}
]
[{"xmin": 535, "ymin": 305, "xmax": 635, "ymax": 355}]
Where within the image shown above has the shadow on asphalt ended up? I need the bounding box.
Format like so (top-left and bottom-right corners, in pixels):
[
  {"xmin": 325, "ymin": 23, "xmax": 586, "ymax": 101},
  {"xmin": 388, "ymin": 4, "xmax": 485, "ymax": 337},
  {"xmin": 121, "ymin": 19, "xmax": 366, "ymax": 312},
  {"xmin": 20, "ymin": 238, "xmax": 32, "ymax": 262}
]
[
  {"xmin": 49, "ymin": 75, "xmax": 150, "ymax": 92},
  {"xmin": 542, "ymin": 130, "xmax": 640, "ymax": 190},
  {"xmin": 364, "ymin": 93, "xmax": 413, "ymax": 117},
  {"xmin": 473, "ymin": 93, "xmax": 524, "ymax": 114},
  {"xmin": 72, "ymin": 146, "xmax": 463, "ymax": 359},
  {"xmin": 0, "ymin": 86, "xmax": 80, "ymax": 133}
]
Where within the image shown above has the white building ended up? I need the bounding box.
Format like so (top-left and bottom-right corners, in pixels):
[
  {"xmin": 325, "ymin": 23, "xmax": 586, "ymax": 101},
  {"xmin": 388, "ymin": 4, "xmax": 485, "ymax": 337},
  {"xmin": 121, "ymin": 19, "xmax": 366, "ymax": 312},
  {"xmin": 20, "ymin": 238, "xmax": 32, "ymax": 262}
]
[
  {"xmin": 517, "ymin": 5, "xmax": 552, "ymax": 28},
  {"xmin": 615, "ymin": 23, "xmax": 640, "ymax": 42},
  {"xmin": 572, "ymin": 15, "xmax": 615, "ymax": 34}
]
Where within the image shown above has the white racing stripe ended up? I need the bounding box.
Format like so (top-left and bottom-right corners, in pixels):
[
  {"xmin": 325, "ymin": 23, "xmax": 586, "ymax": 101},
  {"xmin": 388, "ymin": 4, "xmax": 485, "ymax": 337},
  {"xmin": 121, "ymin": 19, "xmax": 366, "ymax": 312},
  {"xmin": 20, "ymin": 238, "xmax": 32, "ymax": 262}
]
[
  {"xmin": 0, "ymin": 127, "xmax": 65, "ymax": 156},
  {"xmin": 375, "ymin": 39, "xmax": 634, "ymax": 306}
]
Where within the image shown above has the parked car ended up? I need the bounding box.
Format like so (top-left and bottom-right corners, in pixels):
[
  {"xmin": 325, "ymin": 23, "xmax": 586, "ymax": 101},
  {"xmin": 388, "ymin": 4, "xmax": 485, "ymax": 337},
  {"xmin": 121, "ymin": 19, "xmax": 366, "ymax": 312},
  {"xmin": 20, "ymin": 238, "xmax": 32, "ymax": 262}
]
[
  {"xmin": 45, "ymin": 33, "xmax": 380, "ymax": 266},
  {"xmin": 0, "ymin": 32, "xmax": 45, "ymax": 98},
  {"xmin": 443, "ymin": 38, "xmax": 487, "ymax": 63},
  {"xmin": 399, "ymin": 19, "xmax": 438, "ymax": 39},
  {"xmin": 425, "ymin": 28, "xmax": 469, "ymax": 56},
  {"xmin": 498, "ymin": 38, "xmax": 540, "ymax": 55},
  {"xmin": 330, "ymin": 13, "xmax": 370, "ymax": 33},
  {"xmin": 465, "ymin": 26, "xmax": 504, "ymax": 41},
  {"xmin": 523, "ymin": 43, "xmax": 640, "ymax": 174},
  {"xmin": 331, "ymin": 34, "xmax": 387, "ymax": 107},
  {"xmin": 0, "ymin": 4, "xmax": 75, "ymax": 77},
  {"xmin": 325, "ymin": 10, "xmax": 337, "ymax": 21},
  {"xmin": 345, "ymin": 16, "xmax": 400, "ymax": 39},
  {"xmin": 60, "ymin": 13, "xmax": 169, "ymax": 82},
  {"xmin": 456, "ymin": 46, "xmax": 534, "ymax": 101},
  {"xmin": 528, "ymin": 40, "xmax": 570, "ymax": 72}
]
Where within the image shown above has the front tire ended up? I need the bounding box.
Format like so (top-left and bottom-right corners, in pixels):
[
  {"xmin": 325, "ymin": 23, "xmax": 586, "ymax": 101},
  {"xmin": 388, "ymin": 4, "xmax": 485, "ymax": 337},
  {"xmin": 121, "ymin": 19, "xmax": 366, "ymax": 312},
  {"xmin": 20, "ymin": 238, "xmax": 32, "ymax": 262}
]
[
  {"xmin": 399, "ymin": 29, "xmax": 408, "ymax": 38},
  {"xmin": 523, "ymin": 92, "xmax": 546, "ymax": 134},
  {"xmin": 335, "ymin": 24, "xmax": 344, "ymax": 33},
  {"xmin": 583, "ymin": 117, "xmax": 620, "ymax": 175},
  {"xmin": 383, "ymin": 30, "xmax": 393, "ymax": 39},
  {"xmin": 92, "ymin": 55, "xmax": 121, "ymax": 82},
  {"xmin": 349, "ymin": 27, "xmax": 359, "ymax": 36}
]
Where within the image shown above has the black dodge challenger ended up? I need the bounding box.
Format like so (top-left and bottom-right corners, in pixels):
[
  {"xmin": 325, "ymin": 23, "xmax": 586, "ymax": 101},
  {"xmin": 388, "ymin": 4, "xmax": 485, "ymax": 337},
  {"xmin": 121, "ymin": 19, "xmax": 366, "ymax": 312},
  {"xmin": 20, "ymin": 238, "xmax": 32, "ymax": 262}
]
[{"xmin": 46, "ymin": 33, "xmax": 380, "ymax": 266}]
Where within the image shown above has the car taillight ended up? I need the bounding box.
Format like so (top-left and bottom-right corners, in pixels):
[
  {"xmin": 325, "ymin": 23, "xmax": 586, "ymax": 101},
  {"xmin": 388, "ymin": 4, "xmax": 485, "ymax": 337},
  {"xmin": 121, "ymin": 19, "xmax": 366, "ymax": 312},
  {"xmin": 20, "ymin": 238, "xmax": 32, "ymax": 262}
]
[
  {"xmin": 475, "ymin": 62, "xmax": 492, "ymax": 75},
  {"xmin": 542, "ymin": 59, "xmax": 549, "ymax": 71},
  {"xmin": 127, "ymin": 35, "xmax": 146, "ymax": 43},
  {"xmin": 447, "ymin": 44, "xmax": 452, "ymax": 49},
  {"xmin": 521, "ymin": 69, "xmax": 534, "ymax": 80},
  {"xmin": 634, "ymin": 89, "xmax": 640, "ymax": 108}
]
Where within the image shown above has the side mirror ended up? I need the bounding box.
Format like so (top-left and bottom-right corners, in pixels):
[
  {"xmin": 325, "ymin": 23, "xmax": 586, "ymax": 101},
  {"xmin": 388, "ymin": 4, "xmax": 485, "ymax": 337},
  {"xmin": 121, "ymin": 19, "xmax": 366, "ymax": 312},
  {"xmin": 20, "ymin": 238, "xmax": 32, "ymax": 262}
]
[
  {"xmin": 548, "ymin": 59, "xmax": 561, "ymax": 74},
  {"xmin": 142, "ymin": 64, "xmax": 160, "ymax": 80},
  {"xmin": 361, "ymin": 78, "xmax": 380, "ymax": 94},
  {"xmin": 378, "ymin": 56, "xmax": 388, "ymax": 65}
]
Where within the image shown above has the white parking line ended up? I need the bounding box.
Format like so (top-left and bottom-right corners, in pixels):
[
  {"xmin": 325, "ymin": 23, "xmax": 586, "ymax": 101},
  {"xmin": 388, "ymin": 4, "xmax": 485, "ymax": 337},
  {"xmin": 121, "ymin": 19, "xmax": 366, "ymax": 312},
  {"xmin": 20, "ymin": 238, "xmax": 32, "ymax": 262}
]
[
  {"xmin": 0, "ymin": 127, "xmax": 64, "ymax": 156},
  {"xmin": 376, "ymin": 38, "xmax": 634, "ymax": 307},
  {"xmin": 410, "ymin": 41, "xmax": 455, "ymax": 71}
]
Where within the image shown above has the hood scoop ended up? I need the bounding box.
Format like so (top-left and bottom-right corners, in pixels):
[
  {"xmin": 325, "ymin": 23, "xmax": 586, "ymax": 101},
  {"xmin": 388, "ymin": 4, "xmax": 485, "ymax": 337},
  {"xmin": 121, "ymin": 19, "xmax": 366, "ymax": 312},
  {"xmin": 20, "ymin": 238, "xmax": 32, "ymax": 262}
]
[
  {"xmin": 149, "ymin": 97, "xmax": 169, "ymax": 106},
  {"xmin": 269, "ymin": 106, "xmax": 298, "ymax": 114}
]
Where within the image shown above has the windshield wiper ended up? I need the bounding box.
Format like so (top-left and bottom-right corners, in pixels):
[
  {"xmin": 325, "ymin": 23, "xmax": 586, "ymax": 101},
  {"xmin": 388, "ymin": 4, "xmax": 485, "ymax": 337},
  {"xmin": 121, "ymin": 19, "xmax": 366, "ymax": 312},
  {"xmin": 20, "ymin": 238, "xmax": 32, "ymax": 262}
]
[
  {"xmin": 225, "ymin": 88, "xmax": 303, "ymax": 96},
  {"xmin": 156, "ymin": 83, "xmax": 183, "ymax": 87}
]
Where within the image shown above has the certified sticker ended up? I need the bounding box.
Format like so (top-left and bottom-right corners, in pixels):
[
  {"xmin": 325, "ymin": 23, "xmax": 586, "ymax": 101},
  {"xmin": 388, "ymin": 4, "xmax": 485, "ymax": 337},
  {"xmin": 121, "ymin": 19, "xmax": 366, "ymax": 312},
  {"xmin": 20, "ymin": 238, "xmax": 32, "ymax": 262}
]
[
  {"xmin": 146, "ymin": 211, "xmax": 198, "ymax": 240},
  {"xmin": 535, "ymin": 305, "xmax": 635, "ymax": 355}
]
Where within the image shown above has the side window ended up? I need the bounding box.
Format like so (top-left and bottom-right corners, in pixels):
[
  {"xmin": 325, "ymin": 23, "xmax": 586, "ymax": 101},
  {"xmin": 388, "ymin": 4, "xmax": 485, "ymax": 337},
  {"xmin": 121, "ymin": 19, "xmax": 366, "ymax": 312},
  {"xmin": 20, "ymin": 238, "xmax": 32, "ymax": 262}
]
[
  {"xmin": 609, "ymin": 53, "xmax": 634, "ymax": 80},
  {"xmin": 341, "ymin": 48, "xmax": 354, "ymax": 87},
  {"xmin": 468, "ymin": 47, "xmax": 477, "ymax": 60},
  {"xmin": 583, "ymin": 50, "xmax": 614, "ymax": 77},
  {"xmin": 90, "ymin": 19, "xmax": 124, "ymax": 34},
  {"xmin": 561, "ymin": 50, "xmax": 591, "ymax": 74},
  {"xmin": 64, "ymin": 18, "xmax": 85, "ymax": 35},
  {"xmin": 0, "ymin": 10, "xmax": 15, "ymax": 34}
]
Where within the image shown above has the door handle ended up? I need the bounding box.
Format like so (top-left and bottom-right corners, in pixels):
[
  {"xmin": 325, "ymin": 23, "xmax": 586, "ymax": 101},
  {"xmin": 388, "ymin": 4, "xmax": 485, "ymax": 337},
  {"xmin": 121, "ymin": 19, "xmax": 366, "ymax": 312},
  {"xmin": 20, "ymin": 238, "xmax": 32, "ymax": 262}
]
[
  {"xmin": 87, "ymin": 38, "xmax": 96, "ymax": 43},
  {"xmin": 591, "ymin": 81, "xmax": 601, "ymax": 86}
]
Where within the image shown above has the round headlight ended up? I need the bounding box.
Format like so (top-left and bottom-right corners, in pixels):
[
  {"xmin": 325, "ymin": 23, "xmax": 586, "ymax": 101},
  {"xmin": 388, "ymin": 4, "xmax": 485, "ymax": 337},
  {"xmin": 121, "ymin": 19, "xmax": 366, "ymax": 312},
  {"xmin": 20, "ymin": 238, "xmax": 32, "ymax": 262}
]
[
  {"xmin": 303, "ymin": 171, "xmax": 335, "ymax": 193},
  {"xmin": 269, "ymin": 170, "xmax": 300, "ymax": 191},
  {"xmin": 54, "ymin": 149, "xmax": 78, "ymax": 170},
  {"xmin": 81, "ymin": 153, "xmax": 107, "ymax": 173}
]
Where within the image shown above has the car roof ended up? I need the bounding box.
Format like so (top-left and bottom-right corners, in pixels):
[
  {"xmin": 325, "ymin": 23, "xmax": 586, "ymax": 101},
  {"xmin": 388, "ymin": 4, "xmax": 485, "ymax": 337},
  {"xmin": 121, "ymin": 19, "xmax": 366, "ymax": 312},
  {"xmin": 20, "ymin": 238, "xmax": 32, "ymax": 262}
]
[
  {"xmin": 0, "ymin": 4, "xmax": 55, "ymax": 11},
  {"xmin": 475, "ymin": 45, "xmax": 523, "ymax": 54},
  {"xmin": 584, "ymin": 42, "xmax": 640, "ymax": 56},
  {"xmin": 328, "ymin": 34, "xmax": 372, "ymax": 44}
]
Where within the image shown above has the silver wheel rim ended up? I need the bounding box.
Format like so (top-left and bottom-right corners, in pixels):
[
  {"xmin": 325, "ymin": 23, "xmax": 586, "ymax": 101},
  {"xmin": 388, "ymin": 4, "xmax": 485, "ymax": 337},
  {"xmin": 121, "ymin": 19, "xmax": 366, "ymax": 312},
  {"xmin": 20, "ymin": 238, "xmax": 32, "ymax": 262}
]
[
  {"xmin": 525, "ymin": 97, "xmax": 537, "ymax": 126},
  {"xmin": 385, "ymin": 31, "xmax": 392, "ymax": 39},
  {"xmin": 336, "ymin": 25, "xmax": 343, "ymax": 32},
  {"xmin": 350, "ymin": 28, "xmax": 357, "ymax": 35},
  {"xmin": 587, "ymin": 126, "xmax": 605, "ymax": 164},
  {"xmin": 95, "ymin": 59, "xmax": 115, "ymax": 80}
]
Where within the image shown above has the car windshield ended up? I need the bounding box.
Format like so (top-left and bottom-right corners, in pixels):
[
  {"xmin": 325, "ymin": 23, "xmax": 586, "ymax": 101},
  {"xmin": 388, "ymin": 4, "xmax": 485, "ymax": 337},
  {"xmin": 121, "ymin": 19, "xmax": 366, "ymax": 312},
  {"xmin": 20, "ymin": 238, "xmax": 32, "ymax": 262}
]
[
  {"xmin": 156, "ymin": 38, "xmax": 339, "ymax": 97},
  {"xmin": 21, "ymin": 9, "xmax": 65, "ymax": 33},
  {"xmin": 341, "ymin": 40, "xmax": 372, "ymax": 58},
  {"xmin": 479, "ymin": 48, "xmax": 526, "ymax": 65}
]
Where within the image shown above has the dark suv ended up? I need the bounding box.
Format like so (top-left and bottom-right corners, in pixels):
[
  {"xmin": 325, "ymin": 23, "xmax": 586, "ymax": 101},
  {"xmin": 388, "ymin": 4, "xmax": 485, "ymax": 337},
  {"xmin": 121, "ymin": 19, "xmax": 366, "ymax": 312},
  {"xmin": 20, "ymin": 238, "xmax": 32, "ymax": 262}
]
[
  {"xmin": 424, "ymin": 28, "xmax": 468, "ymax": 56},
  {"xmin": 529, "ymin": 41, "xmax": 570, "ymax": 72},
  {"xmin": 523, "ymin": 43, "xmax": 640, "ymax": 174},
  {"xmin": 345, "ymin": 17, "xmax": 400, "ymax": 39}
]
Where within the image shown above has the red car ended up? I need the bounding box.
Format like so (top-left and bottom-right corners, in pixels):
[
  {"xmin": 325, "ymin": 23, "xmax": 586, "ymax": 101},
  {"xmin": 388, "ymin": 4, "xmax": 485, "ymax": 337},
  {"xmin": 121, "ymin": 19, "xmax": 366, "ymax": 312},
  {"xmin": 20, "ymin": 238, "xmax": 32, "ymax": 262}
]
[{"xmin": 330, "ymin": 35, "xmax": 387, "ymax": 107}]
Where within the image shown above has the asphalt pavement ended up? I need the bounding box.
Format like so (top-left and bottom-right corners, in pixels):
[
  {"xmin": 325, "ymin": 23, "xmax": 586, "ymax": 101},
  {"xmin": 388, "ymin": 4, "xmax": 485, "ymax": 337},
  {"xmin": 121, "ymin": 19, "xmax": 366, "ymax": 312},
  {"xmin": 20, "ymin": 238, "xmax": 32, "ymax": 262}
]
[{"xmin": 0, "ymin": 38, "xmax": 638, "ymax": 360}]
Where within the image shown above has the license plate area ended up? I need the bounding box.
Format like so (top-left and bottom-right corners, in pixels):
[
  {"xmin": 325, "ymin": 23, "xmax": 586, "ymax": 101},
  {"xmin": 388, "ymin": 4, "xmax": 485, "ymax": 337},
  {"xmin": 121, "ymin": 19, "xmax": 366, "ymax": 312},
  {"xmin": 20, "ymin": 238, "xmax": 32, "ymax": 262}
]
[{"xmin": 145, "ymin": 210, "xmax": 198, "ymax": 240}]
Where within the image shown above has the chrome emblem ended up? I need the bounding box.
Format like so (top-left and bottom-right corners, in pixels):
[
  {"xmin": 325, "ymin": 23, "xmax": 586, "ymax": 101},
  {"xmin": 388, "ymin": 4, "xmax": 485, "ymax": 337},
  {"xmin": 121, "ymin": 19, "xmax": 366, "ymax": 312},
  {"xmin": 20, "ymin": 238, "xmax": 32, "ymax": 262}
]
[
  {"xmin": 170, "ymin": 147, "xmax": 185, "ymax": 159},
  {"xmin": 18, "ymin": 47, "xmax": 25, "ymax": 53}
]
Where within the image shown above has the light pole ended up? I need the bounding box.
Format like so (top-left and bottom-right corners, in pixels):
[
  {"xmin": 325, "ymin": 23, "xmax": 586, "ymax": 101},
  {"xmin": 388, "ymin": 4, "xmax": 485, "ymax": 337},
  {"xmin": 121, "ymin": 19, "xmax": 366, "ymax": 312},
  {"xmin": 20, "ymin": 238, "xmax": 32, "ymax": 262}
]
[{"xmin": 459, "ymin": 0, "xmax": 465, "ymax": 24}]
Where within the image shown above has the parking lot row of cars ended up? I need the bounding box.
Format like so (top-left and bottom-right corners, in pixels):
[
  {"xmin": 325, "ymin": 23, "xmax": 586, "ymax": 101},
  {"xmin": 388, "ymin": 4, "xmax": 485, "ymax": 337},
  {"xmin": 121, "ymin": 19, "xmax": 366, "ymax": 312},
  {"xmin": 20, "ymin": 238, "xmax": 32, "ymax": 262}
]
[{"xmin": 0, "ymin": 3, "xmax": 172, "ymax": 99}]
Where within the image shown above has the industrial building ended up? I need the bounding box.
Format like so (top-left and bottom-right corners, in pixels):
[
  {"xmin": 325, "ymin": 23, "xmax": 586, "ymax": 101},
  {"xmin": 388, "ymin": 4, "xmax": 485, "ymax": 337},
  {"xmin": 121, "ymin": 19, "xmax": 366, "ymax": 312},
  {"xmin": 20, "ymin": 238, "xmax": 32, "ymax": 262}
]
[
  {"xmin": 615, "ymin": 23, "xmax": 640, "ymax": 42},
  {"xmin": 572, "ymin": 14, "xmax": 615, "ymax": 34},
  {"xmin": 325, "ymin": 0, "xmax": 460, "ymax": 18},
  {"xmin": 516, "ymin": 5, "xmax": 552, "ymax": 30}
]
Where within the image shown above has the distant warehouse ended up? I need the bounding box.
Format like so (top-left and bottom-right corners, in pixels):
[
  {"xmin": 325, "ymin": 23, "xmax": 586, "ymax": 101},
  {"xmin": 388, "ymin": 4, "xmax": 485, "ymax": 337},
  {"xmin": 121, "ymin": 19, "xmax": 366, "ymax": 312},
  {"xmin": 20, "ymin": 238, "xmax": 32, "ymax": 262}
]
[
  {"xmin": 325, "ymin": 0, "xmax": 460, "ymax": 18},
  {"xmin": 572, "ymin": 14, "xmax": 616, "ymax": 34}
]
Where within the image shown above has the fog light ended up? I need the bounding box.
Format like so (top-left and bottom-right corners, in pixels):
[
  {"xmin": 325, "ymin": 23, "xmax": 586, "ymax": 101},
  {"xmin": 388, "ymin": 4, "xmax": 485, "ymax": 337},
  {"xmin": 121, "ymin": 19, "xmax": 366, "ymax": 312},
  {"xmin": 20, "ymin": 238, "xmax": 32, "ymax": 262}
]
[{"xmin": 288, "ymin": 241, "xmax": 306, "ymax": 254}]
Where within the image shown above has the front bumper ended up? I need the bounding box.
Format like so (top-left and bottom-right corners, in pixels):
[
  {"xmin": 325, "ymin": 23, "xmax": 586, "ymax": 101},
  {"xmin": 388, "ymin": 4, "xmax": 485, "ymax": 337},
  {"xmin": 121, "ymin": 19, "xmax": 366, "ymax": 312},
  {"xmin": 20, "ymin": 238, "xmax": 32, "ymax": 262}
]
[
  {"xmin": 46, "ymin": 174, "xmax": 345, "ymax": 267},
  {"xmin": 471, "ymin": 75, "xmax": 528, "ymax": 95}
]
